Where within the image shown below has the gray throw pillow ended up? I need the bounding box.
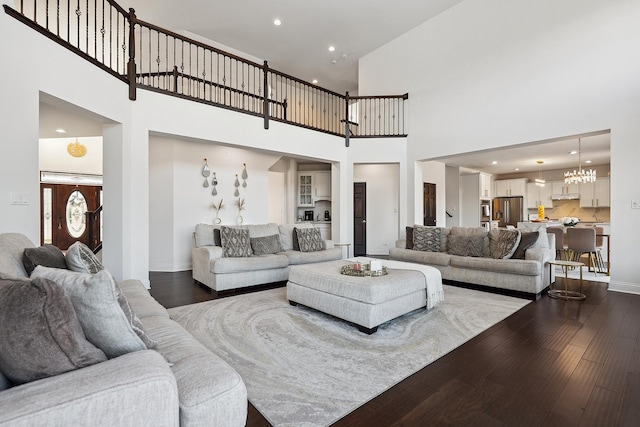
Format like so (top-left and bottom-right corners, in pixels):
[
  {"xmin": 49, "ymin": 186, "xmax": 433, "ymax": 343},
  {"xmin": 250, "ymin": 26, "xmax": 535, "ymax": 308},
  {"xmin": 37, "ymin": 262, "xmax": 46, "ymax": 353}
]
[
  {"xmin": 405, "ymin": 226, "xmax": 414, "ymax": 250},
  {"xmin": 250, "ymin": 234, "xmax": 284, "ymax": 255},
  {"xmin": 115, "ymin": 286, "xmax": 157, "ymax": 350},
  {"xmin": 220, "ymin": 226, "xmax": 252, "ymax": 258},
  {"xmin": 0, "ymin": 276, "xmax": 107, "ymax": 385},
  {"xmin": 30, "ymin": 267, "xmax": 148, "ymax": 359},
  {"xmin": 295, "ymin": 227, "xmax": 324, "ymax": 252},
  {"xmin": 23, "ymin": 244, "xmax": 68, "ymax": 275},
  {"xmin": 447, "ymin": 235, "xmax": 486, "ymax": 257},
  {"xmin": 65, "ymin": 241, "xmax": 104, "ymax": 274},
  {"xmin": 511, "ymin": 231, "xmax": 540, "ymax": 259},
  {"xmin": 413, "ymin": 226, "xmax": 442, "ymax": 252},
  {"xmin": 489, "ymin": 229, "xmax": 521, "ymax": 259}
]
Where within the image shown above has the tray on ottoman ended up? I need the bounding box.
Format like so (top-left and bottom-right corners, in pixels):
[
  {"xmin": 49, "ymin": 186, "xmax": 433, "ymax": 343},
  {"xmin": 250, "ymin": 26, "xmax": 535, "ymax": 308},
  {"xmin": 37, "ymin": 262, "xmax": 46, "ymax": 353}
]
[{"xmin": 287, "ymin": 259, "xmax": 436, "ymax": 334}]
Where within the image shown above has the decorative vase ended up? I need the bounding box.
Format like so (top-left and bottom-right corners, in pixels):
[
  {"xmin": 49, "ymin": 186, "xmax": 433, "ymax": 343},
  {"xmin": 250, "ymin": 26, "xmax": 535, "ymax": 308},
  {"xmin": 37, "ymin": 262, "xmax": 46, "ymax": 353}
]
[
  {"xmin": 214, "ymin": 216, "xmax": 221, "ymax": 224},
  {"xmin": 236, "ymin": 215, "xmax": 243, "ymax": 224}
]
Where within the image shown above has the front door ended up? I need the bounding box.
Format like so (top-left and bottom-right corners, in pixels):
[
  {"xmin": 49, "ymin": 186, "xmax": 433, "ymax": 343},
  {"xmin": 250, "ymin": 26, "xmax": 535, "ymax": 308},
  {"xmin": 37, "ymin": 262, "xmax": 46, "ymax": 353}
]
[
  {"xmin": 423, "ymin": 182, "xmax": 436, "ymax": 226},
  {"xmin": 353, "ymin": 182, "xmax": 367, "ymax": 256},
  {"xmin": 41, "ymin": 184, "xmax": 101, "ymax": 250}
]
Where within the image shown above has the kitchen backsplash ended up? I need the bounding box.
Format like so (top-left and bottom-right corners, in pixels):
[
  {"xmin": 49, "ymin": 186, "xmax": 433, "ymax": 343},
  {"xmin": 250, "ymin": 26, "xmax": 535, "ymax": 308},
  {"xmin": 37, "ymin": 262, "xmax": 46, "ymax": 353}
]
[{"xmin": 529, "ymin": 199, "xmax": 610, "ymax": 222}]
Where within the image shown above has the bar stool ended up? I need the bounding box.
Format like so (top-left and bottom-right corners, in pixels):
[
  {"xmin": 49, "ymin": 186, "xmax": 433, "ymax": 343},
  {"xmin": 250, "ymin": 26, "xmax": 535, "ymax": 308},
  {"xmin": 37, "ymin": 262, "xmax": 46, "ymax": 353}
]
[
  {"xmin": 594, "ymin": 226, "xmax": 607, "ymax": 273},
  {"xmin": 547, "ymin": 226, "xmax": 567, "ymax": 261},
  {"xmin": 566, "ymin": 227, "xmax": 601, "ymax": 276}
]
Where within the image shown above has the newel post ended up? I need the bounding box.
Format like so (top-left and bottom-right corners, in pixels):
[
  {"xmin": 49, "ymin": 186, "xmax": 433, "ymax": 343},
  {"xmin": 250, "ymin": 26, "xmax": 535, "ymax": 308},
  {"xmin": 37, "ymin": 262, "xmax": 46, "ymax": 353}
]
[
  {"xmin": 263, "ymin": 60, "xmax": 269, "ymax": 129},
  {"xmin": 344, "ymin": 91, "xmax": 350, "ymax": 147},
  {"xmin": 127, "ymin": 8, "xmax": 137, "ymax": 101}
]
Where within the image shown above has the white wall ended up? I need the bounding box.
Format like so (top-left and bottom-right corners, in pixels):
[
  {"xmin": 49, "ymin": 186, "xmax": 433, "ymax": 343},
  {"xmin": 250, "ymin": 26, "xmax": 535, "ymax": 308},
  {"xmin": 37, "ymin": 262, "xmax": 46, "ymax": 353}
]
[
  {"xmin": 39, "ymin": 137, "xmax": 103, "ymax": 175},
  {"xmin": 359, "ymin": 0, "xmax": 640, "ymax": 292},
  {"xmin": 353, "ymin": 164, "xmax": 400, "ymax": 255}
]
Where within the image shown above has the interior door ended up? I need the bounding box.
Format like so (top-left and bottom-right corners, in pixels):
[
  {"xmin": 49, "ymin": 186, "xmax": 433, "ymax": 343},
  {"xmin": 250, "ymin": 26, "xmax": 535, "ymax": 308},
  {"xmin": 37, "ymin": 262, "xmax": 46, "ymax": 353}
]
[
  {"xmin": 423, "ymin": 182, "xmax": 436, "ymax": 226},
  {"xmin": 353, "ymin": 182, "xmax": 367, "ymax": 256},
  {"xmin": 41, "ymin": 184, "xmax": 101, "ymax": 250}
]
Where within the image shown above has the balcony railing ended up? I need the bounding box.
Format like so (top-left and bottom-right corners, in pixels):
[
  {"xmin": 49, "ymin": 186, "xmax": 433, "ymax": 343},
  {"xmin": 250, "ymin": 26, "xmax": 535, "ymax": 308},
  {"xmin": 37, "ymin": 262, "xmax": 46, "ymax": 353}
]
[{"xmin": 5, "ymin": 1, "xmax": 408, "ymax": 140}]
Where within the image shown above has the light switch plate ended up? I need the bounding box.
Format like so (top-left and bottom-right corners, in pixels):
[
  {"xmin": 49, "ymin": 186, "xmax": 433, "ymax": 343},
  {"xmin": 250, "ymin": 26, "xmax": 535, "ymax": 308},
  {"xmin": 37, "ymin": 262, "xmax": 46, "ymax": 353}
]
[
  {"xmin": 10, "ymin": 192, "xmax": 29, "ymax": 206},
  {"xmin": 632, "ymin": 200, "xmax": 640, "ymax": 209}
]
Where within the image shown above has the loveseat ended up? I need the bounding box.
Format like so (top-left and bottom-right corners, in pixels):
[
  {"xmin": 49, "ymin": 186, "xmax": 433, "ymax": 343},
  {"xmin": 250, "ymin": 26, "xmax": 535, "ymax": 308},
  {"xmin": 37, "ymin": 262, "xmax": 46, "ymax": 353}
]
[
  {"xmin": 389, "ymin": 226, "xmax": 556, "ymax": 299},
  {"xmin": 0, "ymin": 233, "xmax": 247, "ymax": 426},
  {"xmin": 192, "ymin": 223, "xmax": 342, "ymax": 291}
]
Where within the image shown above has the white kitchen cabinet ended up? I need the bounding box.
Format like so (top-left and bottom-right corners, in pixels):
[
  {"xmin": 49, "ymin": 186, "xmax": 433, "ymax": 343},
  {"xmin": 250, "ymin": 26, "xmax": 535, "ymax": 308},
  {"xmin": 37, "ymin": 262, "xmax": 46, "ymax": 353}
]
[
  {"xmin": 314, "ymin": 171, "xmax": 331, "ymax": 200},
  {"xmin": 494, "ymin": 178, "xmax": 526, "ymax": 197},
  {"xmin": 315, "ymin": 222, "xmax": 331, "ymax": 240},
  {"xmin": 580, "ymin": 178, "xmax": 610, "ymax": 207},
  {"xmin": 298, "ymin": 173, "xmax": 314, "ymax": 207},
  {"xmin": 480, "ymin": 173, "xmax": 492, "ymax": 199},
  {"xmin": 551, "ymin": 180, "xmax": 579, "ymax": 196},
  {"xmin": 526, "ymin": 182, "xmax": 553, "ymax": 209},
  {"xmin": 460, "ymin": 173, "xmax": 492, "ymax": 227}
]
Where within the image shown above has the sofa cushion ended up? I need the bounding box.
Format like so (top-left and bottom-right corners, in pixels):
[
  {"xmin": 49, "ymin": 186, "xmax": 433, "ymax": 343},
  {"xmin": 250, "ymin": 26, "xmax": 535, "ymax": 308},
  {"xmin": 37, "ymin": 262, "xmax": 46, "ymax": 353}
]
[
  {"xmin": 447, "ymin": 235, "xmax": 486, "ymax": 257},
  {"xmin": 489, "ymin": 229, "xmax": 521, "ymax": 259},
  {"xmin": 279, "ymin": 223, "xmax": 314, "ymax": 251},
  {"xmin": 415, "ymin": 225, "xmax": 450, "ymax": 252},
  {"xmin": 0, "ymin": 276, "xmax": 107, "ymax": 385},
  {"xmin": 220, "ymin": 227, "xmax": 252, "ymax": 258},
  {"xmin": 65, "ymin": 241, "xmax": 104, "ymax": 274},
  {"xmin": 211, "ymin": 253, "xmax": 289, "ymax": 274},
  {"xmin": 118, "ymin": 279, "xmax": 169, "ymax": 319},
  {"xmin": 517, "ymin": 223, "xmax": 550, "ymax": 249},
  {"xmin": 0, "ymin": 233, "xmax": 36, "ymax": 278},
  {"xmin": 295, "ymin": 227, "xmax": 324, "ymax": 252},
  {"xmin": 250, "ymin": 234, "xmax": 284, "ymax": 255},
  {"xmin": 450, "ymin": 227, "xmax": 489, "ymax": 256},
  {"xmin": 23, "ymin": 244, "xmax": 68, "ymax": 276},
  {"xmin": 30, "ymin": 267, "xmax": 148, "ymax": 359},
  {"xmin": 116, "ymin": 287, "xmax": 157, "ymax": 350},
  {"xmin": 450, "ymin": 256, "xmax": 541, "ymax": 276},
  {"xmin": 281, "ymin": 247, "xmax": 342, "ymax": 265},
  {"xmin": 412, "ymin": 226, "xmax": 444, "ymax": 252},
  {"xmin": 511, "ymin": 231, "xmax": 540, "ymax": 259},
  {"xmin": 389, "ymin": 248, "xmax": 452, "ymax": 267},
  {"xmin": 405, "ymin": 226, "xmax": 414, "ymax": 250},
  {"xmin": 194, "ymin": 223, "xmax": 217, "ymax": 247}
]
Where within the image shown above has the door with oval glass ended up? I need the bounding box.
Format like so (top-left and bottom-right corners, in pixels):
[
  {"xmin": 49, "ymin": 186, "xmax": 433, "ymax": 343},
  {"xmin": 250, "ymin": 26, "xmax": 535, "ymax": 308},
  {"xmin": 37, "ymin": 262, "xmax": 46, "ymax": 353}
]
[{"xmin": 40, "ymin": 184, "xmax": 101, "ymax": 250}]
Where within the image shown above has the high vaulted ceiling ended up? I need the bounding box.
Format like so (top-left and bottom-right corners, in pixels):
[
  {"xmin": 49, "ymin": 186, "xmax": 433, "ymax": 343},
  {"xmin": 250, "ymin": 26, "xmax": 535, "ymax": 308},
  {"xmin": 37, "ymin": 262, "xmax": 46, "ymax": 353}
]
[{"xmin": 123, "ymin": 0, "xmax": 465, "ymax": 95}]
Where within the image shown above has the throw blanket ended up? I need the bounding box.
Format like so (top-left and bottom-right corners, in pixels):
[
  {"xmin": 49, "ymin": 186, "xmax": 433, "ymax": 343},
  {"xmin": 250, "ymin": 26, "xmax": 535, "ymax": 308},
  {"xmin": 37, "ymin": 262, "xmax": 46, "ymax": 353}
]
[{"xmin": 348, "ymin": 257, "xmax": 444, "ymax": 309}]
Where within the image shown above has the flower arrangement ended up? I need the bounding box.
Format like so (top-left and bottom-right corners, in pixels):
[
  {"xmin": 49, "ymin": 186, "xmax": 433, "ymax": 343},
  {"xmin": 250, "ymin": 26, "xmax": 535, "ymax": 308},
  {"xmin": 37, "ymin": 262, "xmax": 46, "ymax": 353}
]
[
  {"xmin": 211, "ymin": 199, "xmax": 224, "ymax": 212},
  {"xmin": 235, "ymin": 198, "xmax": 245, "ymax": 211},
  {"xmin": 560, "ymin": 216, "xmax": 579, "ymax": 226}
]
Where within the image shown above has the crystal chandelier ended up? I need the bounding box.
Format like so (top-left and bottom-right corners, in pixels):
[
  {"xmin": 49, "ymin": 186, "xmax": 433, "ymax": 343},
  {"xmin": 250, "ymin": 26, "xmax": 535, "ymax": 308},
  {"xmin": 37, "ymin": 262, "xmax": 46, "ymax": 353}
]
[{"xmin": 564, "ymin": 138, "xmax": 596, "ymax": 184}]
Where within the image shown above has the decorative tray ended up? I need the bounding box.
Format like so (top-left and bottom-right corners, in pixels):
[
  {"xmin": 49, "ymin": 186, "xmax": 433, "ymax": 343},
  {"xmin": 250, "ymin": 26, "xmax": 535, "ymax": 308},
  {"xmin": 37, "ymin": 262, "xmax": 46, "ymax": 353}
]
[{"xmin": 340, "ymin": 263, "xmax": 388, "ymax": 277}]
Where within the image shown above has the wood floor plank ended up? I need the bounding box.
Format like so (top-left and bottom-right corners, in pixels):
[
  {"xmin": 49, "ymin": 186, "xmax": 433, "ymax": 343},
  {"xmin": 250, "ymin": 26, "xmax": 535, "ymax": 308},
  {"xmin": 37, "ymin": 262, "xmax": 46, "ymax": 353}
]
[
  {"xmin": 578, "ymin": 386, "xmax": 621, "ymax": 427},
  {"xmin": 595, "ymin": 336, "xmax": 636, "ymax": 393},
  {"xmin": 617, "ymin": 372, "xmax": 640, "ymax": 427}
]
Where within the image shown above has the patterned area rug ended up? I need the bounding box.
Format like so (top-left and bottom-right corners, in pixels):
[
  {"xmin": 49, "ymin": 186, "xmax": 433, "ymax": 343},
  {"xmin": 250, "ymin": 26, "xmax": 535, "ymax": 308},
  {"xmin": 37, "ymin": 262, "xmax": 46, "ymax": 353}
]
[{"xmin": 168, "ymin": 285, "xmax": 529, "ymax": 426}]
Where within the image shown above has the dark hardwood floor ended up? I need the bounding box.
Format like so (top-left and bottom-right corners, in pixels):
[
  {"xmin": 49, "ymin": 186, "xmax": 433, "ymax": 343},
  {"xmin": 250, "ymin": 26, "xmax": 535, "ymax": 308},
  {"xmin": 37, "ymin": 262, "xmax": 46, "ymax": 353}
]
[{"xmin": 149, "ymin": 272, "xmax": 640, "ymax": 427}]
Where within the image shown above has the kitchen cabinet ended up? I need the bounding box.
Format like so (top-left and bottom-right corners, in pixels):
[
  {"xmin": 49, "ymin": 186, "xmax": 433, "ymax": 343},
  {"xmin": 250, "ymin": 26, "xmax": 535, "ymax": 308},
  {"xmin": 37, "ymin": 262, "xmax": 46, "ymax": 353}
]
[
  {"xmin": 551, "ymin": 180, "xmax": 579, "ymax": 196},
  {"xmin": 494, "ymin": 178, "xmax": 526, "ymax": 197},
  {"xmin": 480, "ymin": 173, "xmax": 492, "ymax": 199},
  {"xmin": 580, "ymin": 178, "xmax": 610, "ymax": 207},
  {"xmin": 526, "ymin": 182, "xmax": 553, "ymax": 209},
  {"xmin": 315, "ymin": 222, "xmax": 331, "ymax": 240},
  {"xmin": 460, "ymin": 173, "xmax": 492, "ymax": 227},
  {"xmin": 298, "ymin": 171, "xmax": 331, "ymax": 207}
]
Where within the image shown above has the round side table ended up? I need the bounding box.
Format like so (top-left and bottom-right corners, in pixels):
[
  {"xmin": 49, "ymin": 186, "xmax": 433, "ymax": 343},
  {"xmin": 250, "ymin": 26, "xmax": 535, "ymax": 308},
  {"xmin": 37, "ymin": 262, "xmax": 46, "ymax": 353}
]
[{"xmin": 548, "ymin": 260, "xmax": 586, "ymax": 300}]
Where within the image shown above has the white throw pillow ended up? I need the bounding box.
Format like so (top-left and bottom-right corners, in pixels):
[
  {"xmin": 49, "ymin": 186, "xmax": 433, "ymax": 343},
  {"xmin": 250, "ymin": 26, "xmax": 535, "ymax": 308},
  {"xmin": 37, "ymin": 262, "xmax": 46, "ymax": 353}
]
[{"xmin": 65, "ymin": 241, "xmax": 104, "ymax": 274}]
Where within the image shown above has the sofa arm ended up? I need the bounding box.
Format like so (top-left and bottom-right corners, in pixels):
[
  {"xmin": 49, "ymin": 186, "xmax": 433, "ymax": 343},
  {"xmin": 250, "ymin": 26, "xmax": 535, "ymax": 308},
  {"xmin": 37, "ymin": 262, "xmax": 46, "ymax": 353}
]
[
  {"xmin": 323, "ymin": 240, "xmax": 335, "ymax": 250},
  {"xmin": 396, "ymin": 239, "xmax": 406, "ymax": 249},
  {"xmin": 0, "ymin": 350, "xmax": 179, "ymax": 427},
  {"xmin": 192, "ymin": 246, "xmax": 223, "ymax": 285}
]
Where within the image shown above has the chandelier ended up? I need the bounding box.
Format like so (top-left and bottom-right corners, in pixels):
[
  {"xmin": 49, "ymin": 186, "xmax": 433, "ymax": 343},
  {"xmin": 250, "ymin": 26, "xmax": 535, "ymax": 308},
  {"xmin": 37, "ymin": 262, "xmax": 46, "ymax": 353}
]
[{"xmin": 564, "ymin": 138, "xmax": 596, "ymax": 184}]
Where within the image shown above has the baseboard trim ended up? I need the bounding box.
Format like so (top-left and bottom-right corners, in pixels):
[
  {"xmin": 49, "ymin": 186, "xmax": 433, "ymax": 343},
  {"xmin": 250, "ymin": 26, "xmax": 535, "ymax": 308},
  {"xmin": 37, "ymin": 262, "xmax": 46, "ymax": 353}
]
[
  {"xmin": 608, "ymin": 281, "xmax": 640, "ymax": 295},
  {"xmin": 443, "ymin": 279, "xmax": 547, "ymax": 301}
]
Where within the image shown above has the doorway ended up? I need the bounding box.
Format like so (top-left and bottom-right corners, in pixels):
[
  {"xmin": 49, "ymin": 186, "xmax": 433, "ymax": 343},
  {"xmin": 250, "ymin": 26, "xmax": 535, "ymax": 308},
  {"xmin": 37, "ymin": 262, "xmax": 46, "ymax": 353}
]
[
  {"xmin": 353, "ymin": 182, "xmax": 367, "ymax": 256},
  {"xmin": 423, "ymin": 182, "xmax": 436, "ymax": 226}
]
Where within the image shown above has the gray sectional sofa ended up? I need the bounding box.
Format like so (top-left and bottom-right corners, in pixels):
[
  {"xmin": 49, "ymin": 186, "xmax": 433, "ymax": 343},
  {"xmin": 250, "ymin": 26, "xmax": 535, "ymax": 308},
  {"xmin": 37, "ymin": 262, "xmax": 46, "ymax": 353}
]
[
  {"xmin": 389, "ymin": 226, "xmax": 556, "ymax": 299},
  {"xmin": 0, "ymin": 233, "xmax": 247, "ymax": 426},
  {"xmin": 192, "ymin": 223, "xmax": 342, "ymax": 291}
]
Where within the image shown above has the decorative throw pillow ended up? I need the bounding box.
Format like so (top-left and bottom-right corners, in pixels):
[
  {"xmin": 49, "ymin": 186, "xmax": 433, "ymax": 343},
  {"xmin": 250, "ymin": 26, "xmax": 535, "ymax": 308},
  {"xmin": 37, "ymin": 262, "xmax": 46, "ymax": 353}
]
[
  {"xmin": 447, "ymin": 235, "xmax": 486, "ymax": 257},
  {"xmin": 65, "ymin": 241, "xmax": 104, "ymax": 274},
  {"xmin": 250, "ymin": 234, "xmax": 284, "ymax": 255},
  {"xmin": 220, "ymin": 226, "xmax": 252, "ymax": 258},
  {"xmin": 115, "ymin": 287, "xmax": 157, "ymax": 350},
  {"xmin": 405, "ymin": 226, "xmax": 414, "ymax": 250},
  {"xmin": 516, "ymin": 223, "xmax": 549, "ymax": 249},
  {"xmin": 23, "ymin": 244, "xmax": 68, "ymax": 276},
  {"xmin": 0, "ymin": 276, "xmax": 107, "ymax": 385},
  {"xmin": 214, "ymin": 228, "xmax": 222, "ymax": 247},
  {"xmin": 511, "ymin": 231, "xmax": 540, "ymax": 259},
  {"xmin": 295, "ymin": 227, "xmax": 324, "ymax": 252},
  {"xmin": 489, "ymin": 229, "xmax": 521, "ymax": 259},
  {"xmin": 413, "ymin": 226, "xmax": 442, "ymax": 252},
  {"xmin": 30, "ymin": 267, "xmax": 149, "ymax": 359}
]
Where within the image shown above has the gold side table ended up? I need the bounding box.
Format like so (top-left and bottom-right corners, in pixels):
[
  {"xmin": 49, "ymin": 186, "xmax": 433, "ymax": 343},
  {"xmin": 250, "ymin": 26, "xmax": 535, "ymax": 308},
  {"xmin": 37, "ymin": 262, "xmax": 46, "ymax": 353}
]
[{"xmin": 548, "ymin": 260, "xmax": 586, "ymax": 300}]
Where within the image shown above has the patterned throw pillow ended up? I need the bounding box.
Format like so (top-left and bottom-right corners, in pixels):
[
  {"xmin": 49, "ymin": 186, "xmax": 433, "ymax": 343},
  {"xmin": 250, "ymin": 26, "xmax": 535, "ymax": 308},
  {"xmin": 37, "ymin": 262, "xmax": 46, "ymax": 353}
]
[
  {"xmin": 447, "ymin": 235, "xmax": 486, "ymax": 257},
  {"xmin": 489, "ymin": 229, "xmax": 521, "ymax": 259},
  {"xmin": 511, "ymin": 231, "xmax": 540, "ymax": 259},
  {"xmin": 295, "ymin": 227, "xmax": 324, "ymax": 252},
  {"xmin": 66, "ymin": 242, "xmax": 104, "ymax": 274},
  {"xmin": 220, "ymin": 227, "xmax": 252, "ymax": 258},
  {"xmin": 250, "ymin": 234, "xmax": 284, "ymax": 255},
  {"xmin": 413, "ymin": 226, "xmax": 442, "ymax": 252},
  {"xmin": 405, "ymin": 226, "xmax": 414, "ymax": 250}
]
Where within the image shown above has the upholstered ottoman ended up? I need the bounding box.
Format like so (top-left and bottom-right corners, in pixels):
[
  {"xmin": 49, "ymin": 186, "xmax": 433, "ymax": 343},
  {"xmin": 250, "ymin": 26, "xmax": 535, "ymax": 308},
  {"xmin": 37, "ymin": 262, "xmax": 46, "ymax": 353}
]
[{"xmin": 286, "ymin": 259, "xmax": 442, "ymax": 334}]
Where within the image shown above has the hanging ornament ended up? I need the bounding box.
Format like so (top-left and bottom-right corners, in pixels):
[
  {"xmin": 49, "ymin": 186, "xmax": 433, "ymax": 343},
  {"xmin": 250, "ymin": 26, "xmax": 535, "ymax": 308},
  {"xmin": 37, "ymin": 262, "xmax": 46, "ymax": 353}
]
[
  {"xmin": 212, "ymin": 172, "xmax": 218, "ymax": 186},
  {"xmin": 234, "ymin": 174, "xmax": 240, "ymax": 188},
  {"xmin": 234, "ymin": 188, "xmax": 239, "ymax": 197},
  {"xmin": 212, "ymin": 187, "xmax": 217, "ymax": 196},
  {"xmin": 241, "ymin": 163, "xmax": 248, "ymax": 180},
  {"xmin": 242, "ymin": 181, "xmax": 247, "ymax": 188},
  {"xmin": 202, "ymin": 159, "xmax": 211, "ymax": 188}
]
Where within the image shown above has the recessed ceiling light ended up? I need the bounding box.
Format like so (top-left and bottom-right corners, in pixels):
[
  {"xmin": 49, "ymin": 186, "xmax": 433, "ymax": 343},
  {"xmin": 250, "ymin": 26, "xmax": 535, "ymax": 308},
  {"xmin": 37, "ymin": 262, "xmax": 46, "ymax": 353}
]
[
  {"xmin": 331, "ymin": 59, "xmax": 337, "ymax": 64},
  {"xmin": 328, "ymin": 46, "xmax": 335, "ymax": 52},
  {"xmin": 273, "ymin": 19, "xmax": 281, "ymax": 26},
  {"xmin": 514, "ymin": 168, "xmax": 520, "ymax": 171},
  {"xmin": 585, "ymin": 160, "xmax": 592, "ymax": 164},
  {"xmin": 56, "ymin": 128, "xmax": 66, "ymax": 133},
  {"xmin": 569, "ymin": 150, "xmax": 578, "ymax": 155},
  {"xmin": 491, "ymin": 161, "xmax": 498, "ymax": 165},
  {"xmin": 312, "ymin": 79, "xmax": 318, "ymax": 84}
]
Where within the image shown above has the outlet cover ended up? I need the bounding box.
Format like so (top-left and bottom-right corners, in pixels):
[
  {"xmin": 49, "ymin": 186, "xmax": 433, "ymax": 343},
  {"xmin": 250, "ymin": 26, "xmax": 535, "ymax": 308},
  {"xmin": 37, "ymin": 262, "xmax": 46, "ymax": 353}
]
[{"xmin": 632, "ymin": 200, "xmax": 640, "ymax": 209}]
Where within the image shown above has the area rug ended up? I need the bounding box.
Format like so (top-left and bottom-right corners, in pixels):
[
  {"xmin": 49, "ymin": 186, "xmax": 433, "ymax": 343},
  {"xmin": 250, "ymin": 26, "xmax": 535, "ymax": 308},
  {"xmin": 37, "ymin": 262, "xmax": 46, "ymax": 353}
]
[{"xmin": 168, "ymin": 285, "xmax": 529, "ymax": 426}]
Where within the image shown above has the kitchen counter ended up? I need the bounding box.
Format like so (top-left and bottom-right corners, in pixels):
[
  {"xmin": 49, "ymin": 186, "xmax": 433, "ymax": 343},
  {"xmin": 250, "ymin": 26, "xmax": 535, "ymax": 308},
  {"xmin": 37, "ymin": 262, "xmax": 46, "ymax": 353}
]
[{"xmin": 296, "ymin": 221, "xmax": 331, "ymax": 224}]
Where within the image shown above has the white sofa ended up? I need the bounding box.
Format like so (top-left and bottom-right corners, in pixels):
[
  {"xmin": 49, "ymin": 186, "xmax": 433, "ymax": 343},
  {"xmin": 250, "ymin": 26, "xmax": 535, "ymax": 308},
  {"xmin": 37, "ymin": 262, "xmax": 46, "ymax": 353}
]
[
  {"xmin": 389, "ymin": 226, "xmax": 556, "ymax": 300},
  {"xmin": 192, "ymin": 223, "xmax": 342, "ymax": 291}
]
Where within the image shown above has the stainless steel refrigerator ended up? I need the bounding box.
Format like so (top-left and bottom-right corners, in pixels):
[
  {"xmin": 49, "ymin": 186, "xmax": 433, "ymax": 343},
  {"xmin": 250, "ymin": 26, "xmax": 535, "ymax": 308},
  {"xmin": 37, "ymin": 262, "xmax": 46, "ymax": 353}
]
[{"xmin": 492, "ymin": 196, "xmax": 523, "ymax": 228}]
